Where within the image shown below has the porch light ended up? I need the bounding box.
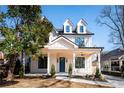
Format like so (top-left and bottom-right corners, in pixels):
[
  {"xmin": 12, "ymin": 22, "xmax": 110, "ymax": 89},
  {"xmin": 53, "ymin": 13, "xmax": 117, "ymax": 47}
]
[{"xmin": 81, "ymin": 53, "xmax": 83, "ymax": 56}]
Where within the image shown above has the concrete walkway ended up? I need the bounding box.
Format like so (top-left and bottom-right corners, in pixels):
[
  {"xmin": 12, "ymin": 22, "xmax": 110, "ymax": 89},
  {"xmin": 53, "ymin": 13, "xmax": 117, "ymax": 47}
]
[
  {"xmin": 105, "ymin": 75, "xmax": 124, "ymax": 88},
  {"xmin": 56, "ymin": 76, "xmax": 112, "ymax": 87}
]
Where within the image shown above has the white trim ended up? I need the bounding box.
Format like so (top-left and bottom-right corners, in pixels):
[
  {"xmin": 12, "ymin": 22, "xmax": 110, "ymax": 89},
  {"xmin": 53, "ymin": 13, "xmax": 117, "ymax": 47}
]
[
  {"xmin": 48, "ymin": 36, "xmax": 78, "ymax": 48},
  {"xmin": 63, "ymin": 18, "xmax": 73, "ymax": 26},
  {"xmin": 47, "ymin": 52, "xmax": 50, "ymax": 74},
  {"xmin": 63, "ymin": 18, "xmax": 73, "ymax": 34},
  {"xmin": 77, "ymin": 19, "xmax": 87, "ymax": 34},
  {"xmin": 98, "ymin": 52, "xmax": 101, "ymax": 72},
  {"xmin": 73, "ymin": 52, "xmax": 76, "ymax": 75}
]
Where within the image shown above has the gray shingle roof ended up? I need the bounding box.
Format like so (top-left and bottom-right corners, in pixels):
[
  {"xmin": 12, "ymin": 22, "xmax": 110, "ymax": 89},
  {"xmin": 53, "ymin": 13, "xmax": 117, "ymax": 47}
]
[
  {"xmin": 101, "ymin": 48, "xmax": 124, "ymax": 61},
  {"xmin": 56, "ymin": 29, "xmax": 94, "ymax": 35}
]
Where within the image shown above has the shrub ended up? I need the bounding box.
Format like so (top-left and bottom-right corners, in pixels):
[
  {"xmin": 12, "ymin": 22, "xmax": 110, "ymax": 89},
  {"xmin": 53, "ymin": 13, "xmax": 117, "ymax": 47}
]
[
  {"xmin": 95, "ymin": 68, "xmax": 101, "ymax": 78},
  {"xmin": 102, "ymin": 71, "xmax": 121, "ymax": 77},
  {"xmin": 99, "ymin": 75, "xmax": 105, "ymax": 81},
  {"xmin": 50, "ymin": 64, "xmax": 56, "ymax": 77},
  {"xmin": 68, "ymin": 63, "xmax": 72, "ymax": 77},
  {"xmin": 85, "ymin": 74, "xmax": 89, "ymax": 78},
  {"xmin": 19, "ymin": 66, "xmax": 24, "ymax": 78},
  {"xmin": 19, "ymin": 70, "xmax": 24, "ymax": 78},
  {"xmin": 121, "ymin": 73, "xmax": 124, "ymax": 78}
]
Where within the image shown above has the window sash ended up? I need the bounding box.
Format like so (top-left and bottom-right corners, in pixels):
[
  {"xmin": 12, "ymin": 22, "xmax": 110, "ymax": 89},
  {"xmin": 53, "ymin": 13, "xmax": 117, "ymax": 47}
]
[
  {"xmin": 75, "ymin": 37, "xmax": 85, "ymax": 47},
  {"xmin": 80, "ymin": 26, "xmax": 83, "ymax": 32},
  {"xmin": 66, "ymin": 26, "xmax": 70, "ymax": 32},
  {"xmin": 38, "ymin": 56, "xmax": 47, "ymax": 69},
  {"xmin": 75, "ymin": 57, "xmax": 85, "ymax": 68}
]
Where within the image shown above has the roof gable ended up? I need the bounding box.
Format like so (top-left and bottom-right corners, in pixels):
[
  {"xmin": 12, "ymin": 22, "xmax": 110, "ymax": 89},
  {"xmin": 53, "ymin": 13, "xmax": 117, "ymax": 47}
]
[
  {"xmin": 47, "ymin": 36, "xmax": 78, "ymax": 49},
  {"xmin": 63, "ymin": 18, "xmax": 73, "ymax": 26}
]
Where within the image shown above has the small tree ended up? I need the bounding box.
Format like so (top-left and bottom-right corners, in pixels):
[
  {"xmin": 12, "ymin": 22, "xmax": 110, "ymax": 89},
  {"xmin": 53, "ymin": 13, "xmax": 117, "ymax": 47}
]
[
  {"xmin": 95, "ymin": 68, "xmax": 101, "ymax": 78},
  {"xmin": 68, "ymin": 63, "xmax": 72, "ymax": 77},
  {"xmin": 19, "ymin": 65, "xmax": 24, "ymax": 78},
  {"xmin": 50, "ymin": 64, "xmax": 56, "ymax": 77}
]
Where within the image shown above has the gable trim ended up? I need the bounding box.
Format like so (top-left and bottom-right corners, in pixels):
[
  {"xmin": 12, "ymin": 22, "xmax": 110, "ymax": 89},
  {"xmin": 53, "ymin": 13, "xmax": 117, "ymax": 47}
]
[{"xmin": 48, "ymin": 35, "xmax": 78, "ymax": 48}]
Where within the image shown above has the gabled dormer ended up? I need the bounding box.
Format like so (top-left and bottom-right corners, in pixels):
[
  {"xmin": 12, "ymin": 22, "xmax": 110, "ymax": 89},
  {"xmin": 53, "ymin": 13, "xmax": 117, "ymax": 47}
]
[
  {"xmin": 63, "ymin": 18, "xmax": 73, "ymax": 34},
  {"xmin": 77, "ymin": 19, "xmax": 87, "ymax": 34}
]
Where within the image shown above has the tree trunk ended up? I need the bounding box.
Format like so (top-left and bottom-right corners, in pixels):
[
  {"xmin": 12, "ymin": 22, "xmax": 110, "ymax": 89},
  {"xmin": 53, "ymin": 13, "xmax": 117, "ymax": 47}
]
[
  {"xmin": 6, "ymin": 54, "xmax": 18, "ymax": 81},
  {"xmin": 21, "ymin": 50, "xmax": 25, "ymax": 74},
  {"xmin": 7, "ymin": 68, "xmax": 14, "ymax": 81}
]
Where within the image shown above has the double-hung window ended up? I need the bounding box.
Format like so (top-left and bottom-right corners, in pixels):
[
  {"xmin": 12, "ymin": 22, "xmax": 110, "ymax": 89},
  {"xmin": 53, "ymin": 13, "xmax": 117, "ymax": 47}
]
[
  {"xmin": 80, "ymin": 26, "xmax": 84, "ymax": 32},
  {"xmin": 75, "ymin": 37, "xmax": 85, "ymax": 47},
  {"xmin": 75, "ymin": 57, "xmax": 85, "ymax": 68},
  {"xmin": 38, "ymin": 56, "xmax": 47, "ymax": 69},
  {"xmin": 66, "ymin": 26, "xmax": 70, "ymax": 32}
]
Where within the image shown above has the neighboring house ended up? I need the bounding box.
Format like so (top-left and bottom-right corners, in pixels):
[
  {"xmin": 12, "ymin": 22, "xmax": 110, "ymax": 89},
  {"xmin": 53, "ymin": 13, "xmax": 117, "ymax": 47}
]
[
  {"xmin": 101, "ymin": 48, "xmax": 124, "ymax": 72},
  {"xmin": 28, "ymin": 18, "xmax": 103, "ymax": 76}
]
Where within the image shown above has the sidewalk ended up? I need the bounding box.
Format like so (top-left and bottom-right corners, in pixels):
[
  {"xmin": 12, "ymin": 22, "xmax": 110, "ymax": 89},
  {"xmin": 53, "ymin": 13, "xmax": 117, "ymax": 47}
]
[
  {"xmin": 56, "ymin": 76, "xmax": 112, "ymax": 87},
  {"xmin": 105, "ymin": 75, "xmax": 124, "ymax": 88}
]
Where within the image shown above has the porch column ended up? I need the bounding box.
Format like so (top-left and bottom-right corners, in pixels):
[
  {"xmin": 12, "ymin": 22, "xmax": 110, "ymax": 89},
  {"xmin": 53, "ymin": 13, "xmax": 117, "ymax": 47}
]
[
  {"xmin": 109, "ymin": 60, "xmax": 111, "ymax": 71},
  {"xmin": 119, "ymin": 60, "xmax": 122, "ymax": 70},
  {"xmin": 98, "ymin": 52, "xmax": 101, "ymax": 72},
  {"xmin": 47, "ymin": 52, "xmax": 50, "ymax": 75},
  {"xmin": 73, "ymin": 52, "xmax": 76, "ymax": 74}
]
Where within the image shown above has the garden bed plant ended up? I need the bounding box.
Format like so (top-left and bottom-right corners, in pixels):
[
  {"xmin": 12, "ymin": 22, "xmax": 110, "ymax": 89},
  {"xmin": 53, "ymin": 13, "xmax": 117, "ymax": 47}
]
[{"xmin": 69, "ymin": 68, "xmax": 107, "ymax": 82}]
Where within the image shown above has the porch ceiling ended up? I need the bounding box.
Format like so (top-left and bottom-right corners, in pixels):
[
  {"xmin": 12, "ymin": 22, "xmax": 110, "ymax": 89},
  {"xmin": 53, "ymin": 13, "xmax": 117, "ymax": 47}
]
[
  {"xmin": 75, "ymin": 48, "xmax": 101, "ymax": 54},
  {"xmin": 41, "ymin": 48, "xmax": 99, "ymax": 55}
]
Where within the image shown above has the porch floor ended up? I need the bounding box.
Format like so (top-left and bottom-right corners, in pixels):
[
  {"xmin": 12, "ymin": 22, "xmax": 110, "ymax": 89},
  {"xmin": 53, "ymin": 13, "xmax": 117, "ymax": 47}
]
[{"xmin": 24, "ymin": 72, "xmax": 68, "ymax": 77}]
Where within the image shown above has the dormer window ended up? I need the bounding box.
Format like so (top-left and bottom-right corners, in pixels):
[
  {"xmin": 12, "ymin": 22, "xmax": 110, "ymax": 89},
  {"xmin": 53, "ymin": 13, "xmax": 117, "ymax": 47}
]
[
  {"xmin": 77, "ymin": 19, "xmax": 87, "ymax": 33},
  {"xmin": 63, "ymin": 18, "xmax": 73, "ymax": 33},
  {"xmin": 80, "ymin": 26, "xmax": 84, "ymax": 32},
  {"xmin": 66, "ymin": 26, "xmax": 70, "ymax": 32}
]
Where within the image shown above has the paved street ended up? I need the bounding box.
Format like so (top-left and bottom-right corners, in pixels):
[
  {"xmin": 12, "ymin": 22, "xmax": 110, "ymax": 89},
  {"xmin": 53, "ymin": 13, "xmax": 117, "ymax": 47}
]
[{"xmin": 105, "ymin": 75, "xmax": 124, "ymax": 88}]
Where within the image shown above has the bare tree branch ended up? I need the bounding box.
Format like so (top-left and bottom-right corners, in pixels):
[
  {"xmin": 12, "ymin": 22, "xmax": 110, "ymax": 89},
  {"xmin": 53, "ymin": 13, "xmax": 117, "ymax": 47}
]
[
  {"xmin": 115, "ymin": 6, "xmax": 124, "ymax": 35},
  {"xmin": 100, "ymin": 22, "xmax": 119, "ymax": 31},
  {"xmin": 98, "ymin": 5, "xmax": 124, "ymax": 48}
]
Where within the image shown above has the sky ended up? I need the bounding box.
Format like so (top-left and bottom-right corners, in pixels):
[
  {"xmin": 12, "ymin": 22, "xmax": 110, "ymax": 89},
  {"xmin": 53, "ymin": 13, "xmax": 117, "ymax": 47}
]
[{"xmin": 0, "ymin": 5, "xmax": 117, "ymax": 51}]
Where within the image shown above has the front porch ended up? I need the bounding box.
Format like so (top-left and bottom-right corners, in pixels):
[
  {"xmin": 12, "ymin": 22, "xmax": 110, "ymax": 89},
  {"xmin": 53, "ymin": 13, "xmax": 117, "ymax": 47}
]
[{"xmin": 29, "ymin": 48, "xmax": 101, "ymax": 76}]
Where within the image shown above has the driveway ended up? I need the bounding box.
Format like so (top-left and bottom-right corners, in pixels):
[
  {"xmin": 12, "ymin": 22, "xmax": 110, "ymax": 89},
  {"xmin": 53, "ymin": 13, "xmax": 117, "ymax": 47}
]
[{"xmin": 105, "ymin": 75, "xmax": 124, "ymax": 88}]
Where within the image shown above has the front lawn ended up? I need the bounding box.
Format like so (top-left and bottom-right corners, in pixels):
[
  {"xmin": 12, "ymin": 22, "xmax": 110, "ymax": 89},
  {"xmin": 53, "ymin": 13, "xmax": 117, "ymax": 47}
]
[{"xmin": 0, "ymin": 77, "xmax": 111, "ymax": 88}]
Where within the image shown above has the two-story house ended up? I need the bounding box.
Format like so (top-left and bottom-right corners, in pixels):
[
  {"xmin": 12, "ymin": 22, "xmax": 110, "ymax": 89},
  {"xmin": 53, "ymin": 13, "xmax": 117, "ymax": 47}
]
[{"xmin": 29, "ymin": 18, "xmax": 103, "ymax": 76}]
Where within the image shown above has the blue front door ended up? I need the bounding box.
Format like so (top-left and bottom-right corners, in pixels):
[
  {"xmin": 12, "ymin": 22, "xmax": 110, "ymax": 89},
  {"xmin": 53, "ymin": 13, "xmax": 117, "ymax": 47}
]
[{"xmin": 59, "ymin": 57, "xmax": 65, "ymax": 72}]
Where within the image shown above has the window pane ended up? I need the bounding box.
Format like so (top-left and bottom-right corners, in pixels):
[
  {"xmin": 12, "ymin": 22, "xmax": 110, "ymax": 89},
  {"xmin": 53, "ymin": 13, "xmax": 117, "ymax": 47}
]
[
  {"xmin": 38, "ymin": 56, "xmax": 47, "ymax": 69},
  {"xmin": 75, "ymin": 57, "xmax": 85, "ymax": 68},
  {"xmin": 66, "ymin": 26, "xmax": 70, "ymax": 32},
  {"xmin": 75, "ymin": 37, "xmax": 85, "ymax": 47},
  {"xmin": 80, "ymin": 26, "xmax": 83, "ymax": 32}
]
